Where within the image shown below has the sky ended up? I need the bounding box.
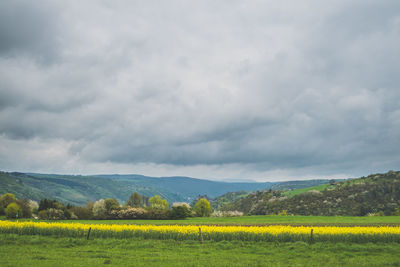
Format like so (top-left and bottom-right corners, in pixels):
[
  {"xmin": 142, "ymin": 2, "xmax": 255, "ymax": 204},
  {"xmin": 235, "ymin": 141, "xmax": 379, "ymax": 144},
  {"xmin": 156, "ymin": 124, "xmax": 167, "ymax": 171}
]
[{"xmin": 0, "ymin": 0, "xmax": 399, "ymax": 182}]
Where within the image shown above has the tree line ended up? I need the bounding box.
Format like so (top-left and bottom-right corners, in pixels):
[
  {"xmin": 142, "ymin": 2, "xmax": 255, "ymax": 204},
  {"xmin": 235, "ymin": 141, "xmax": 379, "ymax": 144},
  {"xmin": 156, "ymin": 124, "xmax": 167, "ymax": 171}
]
[{"xmin": 0, "ymin": 192, "xmax": 212, "ymax": 220}]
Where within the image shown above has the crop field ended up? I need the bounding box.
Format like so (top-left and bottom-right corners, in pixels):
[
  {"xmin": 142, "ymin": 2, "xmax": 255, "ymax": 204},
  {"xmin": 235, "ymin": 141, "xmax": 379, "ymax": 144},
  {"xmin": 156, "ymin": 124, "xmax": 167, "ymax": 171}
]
[
  {"xmin": 13, "ymin": 215, "xmax": 400, "ymax": 226},
  {"xmin": 2, "ymin": 216, "xmax": 400, "ymax": 266},
  {"xmin": 2, "ymin": 220, "xmax": 400, "ymax": 243}
]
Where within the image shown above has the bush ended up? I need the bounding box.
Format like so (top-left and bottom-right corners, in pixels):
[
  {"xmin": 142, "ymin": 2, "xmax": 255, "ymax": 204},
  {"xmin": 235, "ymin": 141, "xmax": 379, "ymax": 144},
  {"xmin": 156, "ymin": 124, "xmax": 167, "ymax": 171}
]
[
  {"xmin": 146, "ymin": 209, "xmax": 169, "ymax": 219},
  {"xmin": 278, "ymin": 210, "xmax": 288, "ymax": 216},
  {"xmin": 112, "ymin": 208, "xmax": 148, "ymax": 219},
  {"xmin": 169, "ymin": 205, "xmax": 191, "ymax": 219},
  {"xmin": 63, "ymin": 209, "xmax": 72, "ymax": 219},
  {"xmin": 104, "ymin": 198, "xmax": 120, "ymax": 213},
  {"xmin": 5, "ymin": 203, "xmax": 21, "ymax": 219},
  {"xmin": 38, "ymin": 208, "xmax": 65, "ymax": 220},
  {"xmin": 70, "ymin": 206, "xmax": 93, "ymax": 220},
  {"xmin": 211, "ymin": 210, "xmax": 244, "ymax": 217},
  {"xmin": 38, "ymin": 199, "xmax": 63, "ymax": 211}
]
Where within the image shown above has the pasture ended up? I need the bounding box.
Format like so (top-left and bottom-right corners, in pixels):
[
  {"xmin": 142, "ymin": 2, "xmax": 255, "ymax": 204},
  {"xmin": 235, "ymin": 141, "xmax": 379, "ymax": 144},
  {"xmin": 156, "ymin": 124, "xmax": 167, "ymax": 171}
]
[{"xmin": 2, "ymin": 235, "xmax": 400, "ymax": 266}]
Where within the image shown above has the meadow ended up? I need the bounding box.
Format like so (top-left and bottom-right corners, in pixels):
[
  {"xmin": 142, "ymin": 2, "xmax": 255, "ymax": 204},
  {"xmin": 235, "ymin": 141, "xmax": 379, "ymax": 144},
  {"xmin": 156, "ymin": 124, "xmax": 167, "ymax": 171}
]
[{"xmin": 1, "ymin": 234, "xmax": 400, "ymax": 266}]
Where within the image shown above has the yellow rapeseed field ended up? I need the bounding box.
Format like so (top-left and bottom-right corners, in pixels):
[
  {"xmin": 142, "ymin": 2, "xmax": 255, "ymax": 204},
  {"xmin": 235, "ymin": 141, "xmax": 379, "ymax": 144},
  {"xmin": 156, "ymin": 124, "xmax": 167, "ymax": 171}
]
[{"xmin": 1, "ymin": 220, "xmax": 400, "ymax": 243}]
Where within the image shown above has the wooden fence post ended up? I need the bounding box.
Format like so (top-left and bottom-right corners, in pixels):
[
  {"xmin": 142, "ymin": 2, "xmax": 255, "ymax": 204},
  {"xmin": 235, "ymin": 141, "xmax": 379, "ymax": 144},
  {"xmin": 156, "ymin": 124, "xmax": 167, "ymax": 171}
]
[
  {"xmin": 199, "ymin": 227, "xmax": 204, "ymax": 244},
  {"xmin": 309, "ymin": 229, "xmax": 313, "ymax": 245},
  {"xmin": 87, "ymin": 227, "xmax": 92, "ymax": 240}
]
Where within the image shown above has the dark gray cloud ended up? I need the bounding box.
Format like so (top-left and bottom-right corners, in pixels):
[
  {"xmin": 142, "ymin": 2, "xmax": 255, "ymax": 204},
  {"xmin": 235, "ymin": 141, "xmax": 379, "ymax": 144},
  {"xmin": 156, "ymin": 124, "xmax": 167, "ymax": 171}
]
[
  {"xmin": 0, "ymin": 0, "xmax": 62, "ymax": 62},
  {"xmin": 0, "ymin": 0, "xmax": 399, "ymax": 181}
]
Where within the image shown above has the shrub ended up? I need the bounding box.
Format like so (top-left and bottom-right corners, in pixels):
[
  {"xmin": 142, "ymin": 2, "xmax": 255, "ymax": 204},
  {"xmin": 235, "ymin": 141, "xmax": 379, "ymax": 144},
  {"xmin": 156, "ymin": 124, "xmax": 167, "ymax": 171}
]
[
  {"xmin": 211, "ymin": 210, "xmax": 244, "ymax": 217},
  {"xmin": 278, "ymin": 210, "xmax": 288, "ymax": 216},
  {"xmin": 37, "ymin": 208, "xmax": 65, "ymax": 220},
  {"xmin": 104, "ymin": 198, "xmax": 120, "ymax": 213},
  {"xmin": 70, "ymin": 206, "xmax": 93, "ymax": 220},
  {"xmin": 38, "ymin": 199, "xmax": 63, "ymax": 211},
  {"xmin": 112, "ymin": 208, "xmax": 148, "ymax": 219},
  {"xmin": 169, "ymin": 205, "xmax": 191, "ymax": 219},
  {"xmin": 146, "ymin": 209, "xmax": 169, "ymax": 219}
]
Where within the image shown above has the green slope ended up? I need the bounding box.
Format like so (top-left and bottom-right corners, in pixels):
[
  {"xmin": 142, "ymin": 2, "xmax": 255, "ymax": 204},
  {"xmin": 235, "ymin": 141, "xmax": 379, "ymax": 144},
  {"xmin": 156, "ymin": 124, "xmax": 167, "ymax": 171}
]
[
  {"xmin": 283, "ymin": 184, "xmax": 333, "ymax": 197},
  {"xmin": 270, "ymin": 179, "xmax": 331, "ymax": 191},
  {"xmin": 222, "ymin": 170, "xmax": 400, "ymax": 216},
  {"xmin": 0, "ymin": 171, "xmax": 274, "ymax": 205}
]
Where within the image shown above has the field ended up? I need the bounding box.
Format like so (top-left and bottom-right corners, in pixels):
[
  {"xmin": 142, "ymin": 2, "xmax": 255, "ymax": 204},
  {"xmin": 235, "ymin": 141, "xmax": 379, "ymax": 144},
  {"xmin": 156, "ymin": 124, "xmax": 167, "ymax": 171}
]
[
  {"xmin": 2, "ymin": 235, "xmax": 400, "ymax": 266},
  {"xmin": 2, "ymin": 216, "xmax": 400, "ymax": 266},
  {"xmin": 13, "ymin": 215, "xmax": 400, "ymax": 226},
  {"xmin": 283, "ymin": 184, "xmax": 332, "ymax": 197}
]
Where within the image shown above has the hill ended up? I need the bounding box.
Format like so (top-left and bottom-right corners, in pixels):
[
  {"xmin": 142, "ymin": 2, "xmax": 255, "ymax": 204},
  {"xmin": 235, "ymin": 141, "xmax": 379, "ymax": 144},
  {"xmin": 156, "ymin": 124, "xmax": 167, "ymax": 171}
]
[
  {"xmin": 210, "ymin": 191, "xmax": 249, "ymax": 210},
  {"xmin": 222, "ymin": 171, "xmax": 400, "ymax": 216},
  {"xmin": 0, "ymin": 171, "xmax": 275, "ymax": 205},
  {"xmin": 270, "ymin": 179, "xmax": 331, "ymax": 191}
]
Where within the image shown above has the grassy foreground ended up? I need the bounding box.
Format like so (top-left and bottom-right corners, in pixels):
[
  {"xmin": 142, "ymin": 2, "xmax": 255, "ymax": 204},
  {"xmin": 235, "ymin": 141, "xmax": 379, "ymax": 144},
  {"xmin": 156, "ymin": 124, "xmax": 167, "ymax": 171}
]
[
  {"xmin": 26, "ymin": 215, "xmax": 400, "ymax": 226},
  {"xmin": 1, "ymin": 234, "xmax": 400, "ymax": 267}
]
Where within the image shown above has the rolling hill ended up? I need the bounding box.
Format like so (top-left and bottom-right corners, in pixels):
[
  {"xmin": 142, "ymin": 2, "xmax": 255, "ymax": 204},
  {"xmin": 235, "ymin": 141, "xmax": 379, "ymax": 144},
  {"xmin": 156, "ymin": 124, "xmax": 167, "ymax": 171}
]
[
  {"xmin": 0, "ymin": 171, "xmax": 336, "ymax": 206},
  {"xmin": 221, "ymin": 170, "xmax": 400, "ymax": 216},
  {"xmin": 0, "ymin": 171, "xmax": 276, "ymax": 205}
]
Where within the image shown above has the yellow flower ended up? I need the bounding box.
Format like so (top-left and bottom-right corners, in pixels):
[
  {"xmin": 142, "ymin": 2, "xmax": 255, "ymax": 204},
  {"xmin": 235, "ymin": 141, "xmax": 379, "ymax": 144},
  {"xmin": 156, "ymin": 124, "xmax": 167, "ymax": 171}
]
[{"xmin": 1, "ymin": 220, "xmax": 399, "ymax": 242}]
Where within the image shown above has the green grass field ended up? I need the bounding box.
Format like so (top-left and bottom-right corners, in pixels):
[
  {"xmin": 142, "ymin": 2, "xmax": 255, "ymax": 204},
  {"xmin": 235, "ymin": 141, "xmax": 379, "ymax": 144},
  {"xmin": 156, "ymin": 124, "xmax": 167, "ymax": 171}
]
[
  {"xmin": 283, "ymin": 184, "xmax": 332, "ymax": 197},
  {"xmin": 16, "ymin": 215, "xmax": 400, "ymax": 226},
  {"xmin": 1, "ymin": 234, "xmax": 400, "ymax": 266}
]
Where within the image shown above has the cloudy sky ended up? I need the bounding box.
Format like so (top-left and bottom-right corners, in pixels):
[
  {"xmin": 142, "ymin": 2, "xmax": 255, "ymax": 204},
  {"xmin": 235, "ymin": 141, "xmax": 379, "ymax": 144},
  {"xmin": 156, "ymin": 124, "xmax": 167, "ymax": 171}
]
[{"xmin": 0, "ymin": 0, "xmax": 399, "ymax": 181}]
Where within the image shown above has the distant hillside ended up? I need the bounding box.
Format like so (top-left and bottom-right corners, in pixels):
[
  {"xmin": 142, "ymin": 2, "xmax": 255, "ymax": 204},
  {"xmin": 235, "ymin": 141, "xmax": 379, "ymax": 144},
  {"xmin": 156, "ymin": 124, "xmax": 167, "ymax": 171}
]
[
  {"xmin": 270, "ymin": 179, "xmax": 331, "ymax": 191},
  {"xmin": 214, "ymin": 179, "xmax": 333, "ymax": 211},
  {"xmin": 211, "ymin": 191, "xmax": 249, "ymax": 210},
  {"xmin": 0, "ymin": 171, "xmax": 274, "ymax": 205},
  {"xmin": 222, "ymin": 171, "xmax": 400, "ymax": 216},
  {"xmin": 282, "ymin": 184, "xmax": 333, "ymax": 197},
  {"xmin": 94, "ymin": 174, "xmax": 274, "ymax": 201}
]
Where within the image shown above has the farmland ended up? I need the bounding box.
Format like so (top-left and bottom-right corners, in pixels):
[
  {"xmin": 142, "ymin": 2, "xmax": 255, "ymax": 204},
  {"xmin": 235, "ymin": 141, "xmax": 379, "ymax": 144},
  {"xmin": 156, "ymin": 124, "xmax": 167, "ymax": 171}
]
[
  {"xmin": 1, "ymin": 216, "xmax": 400, "ymax": 266},
  {"xmin": 12, "ymin": 214, "xmax": 400, "ymax": 226},
  {"xmin": 1, "ymin": 234, "xmax": 400, "ymax": 266}
]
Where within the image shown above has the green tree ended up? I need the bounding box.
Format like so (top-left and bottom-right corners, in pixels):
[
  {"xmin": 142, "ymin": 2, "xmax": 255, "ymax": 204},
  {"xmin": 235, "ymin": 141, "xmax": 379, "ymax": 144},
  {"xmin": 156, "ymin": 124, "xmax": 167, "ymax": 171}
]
[
  {"xmin": 127, "ymin": 192, "xmax": 142, "ymax": 208},
  {"xmin": 0, "ymin": 193, "xmax": 17, "ymax": 215},
  {"xmin": 104, "ymin": 198, "xmax": 120, "ymax": 212},
  {"xmin": 194, "ymin": 198, "xmax": 212, "ymax": 217},
  {"xmin": 169, "ymin": 205, "xmax": 191, "ymax": 219},
  {"xmin": 149, "ymin": 195, "xmax": 168, "ymax": 210},
  {"xmin": 16, "ymin": 198, "xmax": 32, "ymax": 218},
  {"xmin": 5, "ymin": 202, "xmax": 21, "ymax": 219}
]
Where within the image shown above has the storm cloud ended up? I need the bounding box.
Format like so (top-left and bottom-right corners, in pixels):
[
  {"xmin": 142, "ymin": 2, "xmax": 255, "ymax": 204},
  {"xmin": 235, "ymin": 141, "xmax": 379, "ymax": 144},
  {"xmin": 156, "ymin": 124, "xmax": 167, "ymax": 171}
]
[{"xmin": 1, "ymin": 0, "xmax": 399, "ymax": 181}]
